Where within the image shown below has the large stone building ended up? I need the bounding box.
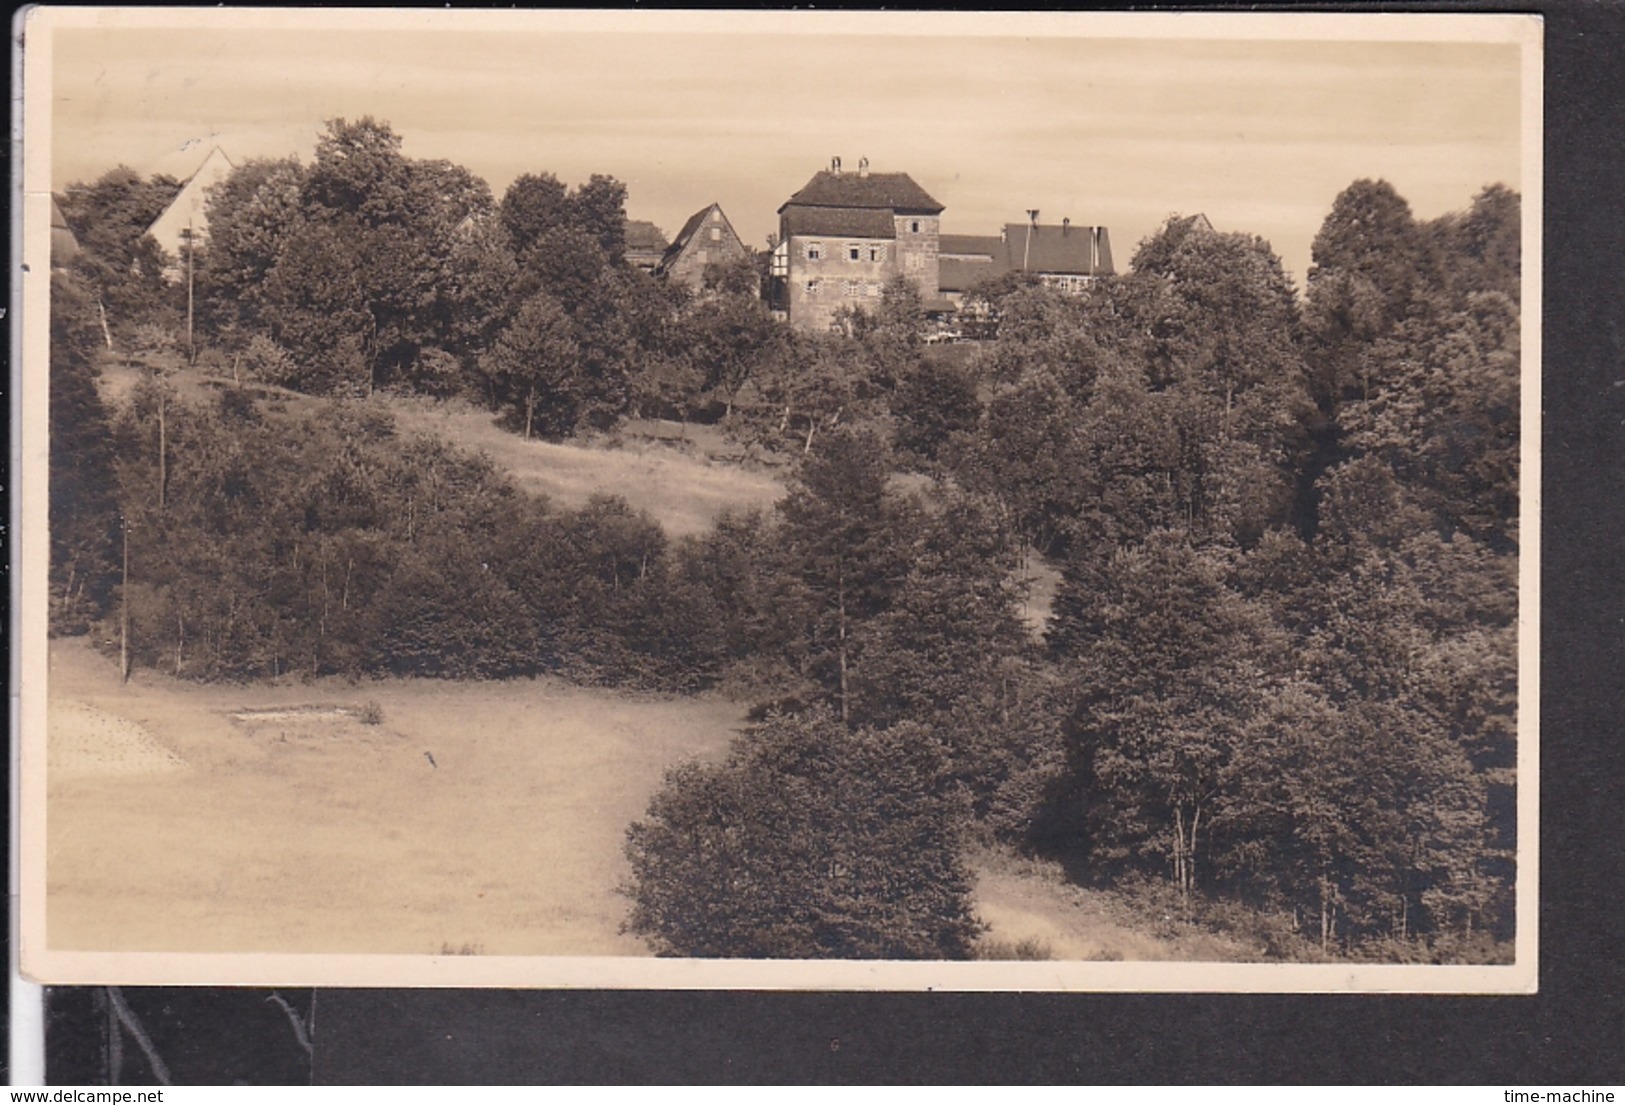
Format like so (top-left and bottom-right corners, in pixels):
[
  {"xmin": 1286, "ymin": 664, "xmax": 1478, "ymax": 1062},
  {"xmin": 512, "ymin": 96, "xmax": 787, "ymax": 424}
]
[{"xmin": 774, "ymin": 158, "xmax": 947, "ymax": 332}]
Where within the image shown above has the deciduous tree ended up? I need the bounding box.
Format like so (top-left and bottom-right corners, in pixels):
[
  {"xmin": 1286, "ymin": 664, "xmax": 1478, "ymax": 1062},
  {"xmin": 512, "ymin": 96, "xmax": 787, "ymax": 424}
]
[{"xmin": 623, "ymin": 710, "xmax": 982, "ymax": 959}]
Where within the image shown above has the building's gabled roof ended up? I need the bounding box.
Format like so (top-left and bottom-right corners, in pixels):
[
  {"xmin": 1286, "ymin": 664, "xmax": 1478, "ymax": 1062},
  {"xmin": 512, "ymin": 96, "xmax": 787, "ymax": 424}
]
[
  {"xmin": 658, "ymin": 202, "xmax": 747, "ymax": 274},
  {"xmin": 145, "ymin": 146, "xmax": 236, "ymax": 257},
  {"xmin": 624, "ymin": 219, "xmax": 669, "ymax": 253},
  {"xmin": 782, "ymin": 206, "xmax": 897, "ymax": 240},
  {"xmin": 779, "ymin": 169, "xmax": 944, "ymax": 215},
  {"xmin": 1001, "ymin": 222, "xmax": 1114, "ymax": 276},
  {"xmin": 664, "ymin": 203, "xmax": 722, "ymax": 259},
  {"xmin": 937, "ymin": 222, "xmax": 1116, "ymax": 289}
]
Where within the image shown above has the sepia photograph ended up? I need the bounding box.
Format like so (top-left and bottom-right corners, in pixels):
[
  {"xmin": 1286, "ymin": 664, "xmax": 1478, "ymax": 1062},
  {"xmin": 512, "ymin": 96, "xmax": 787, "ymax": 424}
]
[{"xmin": 16, "ymin": 8, "xmax": 1540, "ymax": 991}]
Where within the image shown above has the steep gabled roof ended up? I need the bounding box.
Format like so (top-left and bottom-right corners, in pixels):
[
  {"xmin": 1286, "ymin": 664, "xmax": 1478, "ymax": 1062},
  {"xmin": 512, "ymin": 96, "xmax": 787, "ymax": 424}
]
[
  {"xmin": 658, "ymin": 202, "xmax": 747, "ymax": 274},
  {"xmin": 779, "ymin": 169, "xmax": 943, "ymax": 215},
  {"xmin": 664, "ymin": 203, "xmax": 721, "ymax": 258},
  {"xmin": 782, "ymin": 206, "xmax": 897, "ymax": 240},
  {"xmin": 145, "ymin": 146, "xmax": 236, "ymax": 256}
]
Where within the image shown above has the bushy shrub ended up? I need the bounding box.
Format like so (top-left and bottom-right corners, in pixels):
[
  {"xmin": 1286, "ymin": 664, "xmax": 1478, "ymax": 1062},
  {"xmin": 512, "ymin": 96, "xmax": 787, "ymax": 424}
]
[
  {"xmin": 623, "ymin": 710, "xmax": 983, "ymax": 959},
  {"xmin": 239, "ymin": 334, "xmax": 303, "ymax": 389}
]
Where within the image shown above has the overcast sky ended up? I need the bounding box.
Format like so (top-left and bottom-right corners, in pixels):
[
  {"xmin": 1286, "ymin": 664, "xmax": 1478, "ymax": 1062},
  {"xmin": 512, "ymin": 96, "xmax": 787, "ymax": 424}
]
[{"xmin": 41, "ymin": 10, "xmax": 1531, "ymax": 286}]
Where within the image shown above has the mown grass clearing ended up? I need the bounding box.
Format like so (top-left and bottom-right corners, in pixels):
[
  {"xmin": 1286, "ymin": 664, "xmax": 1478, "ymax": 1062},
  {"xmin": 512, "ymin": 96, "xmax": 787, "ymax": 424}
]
[
  {"xmin": 49, "ymin": 636, "xmax": 1266, "ymax": 961},
  {"xmin": 46, "ymin": 636, "xmax": 744, "ymax": 956},
  {"xmin": 96, "ymin": 358, "xmax": 789, "ymax": 540},
  {"xmin": 378, "ymin": 399, "xmax": 787, "ymax": 538}
]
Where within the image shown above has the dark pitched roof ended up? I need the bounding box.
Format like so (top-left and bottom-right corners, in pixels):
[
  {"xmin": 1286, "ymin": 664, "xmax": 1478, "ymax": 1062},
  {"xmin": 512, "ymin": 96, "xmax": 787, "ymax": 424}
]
[
  {"xmin": 938, "ymin": 233, "xmax": 1003, "ymax": 258},
  {"xmin": 1001, "ymin": 223, "xmax": 1114, "ymax": 276},
  {"xmin": 782, "ymin": 206, "xmax": 897, "ymax": 240},
  {"xmin": 937, "ymin": 256, "xmax": 998, "ymax": 293},
  {"xmin": 779, "ymin": 169, "xmax": 944, "ymax": 215},
  {"xmin": 937, "ymin": 223, "xmax": 1116, "ymax": 288},
  {"xmin": 624, "ymin": 219, "xmax": 669, "ymax": 252},
  {"xmin": 667, "ymin": 204, "xmax": 719, "ymax": 256}
]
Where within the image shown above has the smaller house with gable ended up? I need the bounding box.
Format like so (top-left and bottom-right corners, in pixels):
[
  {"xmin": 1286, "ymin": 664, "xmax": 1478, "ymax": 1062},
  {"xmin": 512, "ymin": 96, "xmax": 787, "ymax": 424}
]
[
  {"xmin": 657, "ymin": 203, "xmax": 751, "ymax": 290},
  {"xmin": 144, "ymin": 146, "xmax": 236, "ymax": 281}
]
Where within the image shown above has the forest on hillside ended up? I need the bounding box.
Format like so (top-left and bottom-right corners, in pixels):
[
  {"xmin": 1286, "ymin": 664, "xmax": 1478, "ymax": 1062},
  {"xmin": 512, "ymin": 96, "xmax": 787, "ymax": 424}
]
[{"xmin": 49, "ymin": 117, "xmax": 1521, "ymax": 962}]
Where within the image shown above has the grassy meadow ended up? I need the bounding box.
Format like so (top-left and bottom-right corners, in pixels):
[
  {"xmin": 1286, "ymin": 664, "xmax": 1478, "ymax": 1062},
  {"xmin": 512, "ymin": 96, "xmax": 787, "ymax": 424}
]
[{"xmin": 47, "ymin": 634, "xmax": 745, "ymax": 955}]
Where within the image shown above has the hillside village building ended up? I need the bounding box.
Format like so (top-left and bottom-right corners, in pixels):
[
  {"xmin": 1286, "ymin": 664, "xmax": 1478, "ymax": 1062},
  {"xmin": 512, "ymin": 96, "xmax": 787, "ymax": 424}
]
[
  {"xmin": 769, "ymin": 158, "xmax": 1115, "ymax": 331},
  {"xmin": 772, "ymin": 157, "xmax": 949, "ymax": 332},
  {"xmin": 144, "ymin": 146, "xmax": 236, "ymax": 281},
  {"xmin": 937, "ymin": 221, "xmax": 1114, "ymax": 307},
  {"xmin": 657, "ymin": 203, "xmax": 751, "ymax": 289}
]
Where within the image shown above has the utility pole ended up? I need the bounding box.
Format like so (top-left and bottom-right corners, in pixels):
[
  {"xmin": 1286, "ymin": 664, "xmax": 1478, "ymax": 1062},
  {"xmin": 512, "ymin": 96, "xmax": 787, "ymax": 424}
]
[
  {"xmin": 1023, "ymin": 209, "xmax": 1039, "ymax": 272},
  {"xmin": 181, "ymin": 221, "xmax": 196, "ymax": 364},
  {"xmin": 120, "ymin": 516, "xmax": 130, "ymax": 683}
]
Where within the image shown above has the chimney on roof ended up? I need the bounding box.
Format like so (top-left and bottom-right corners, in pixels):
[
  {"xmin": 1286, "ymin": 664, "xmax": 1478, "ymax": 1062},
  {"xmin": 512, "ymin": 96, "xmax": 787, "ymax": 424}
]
[
  {"xmin": 1063, "ymin": 217, "xmax": 1070, "ymax": 235},
  {"xmin": 831, "ymin": 156, "xmax": 842, "ymax": 176},
  {"xmin": 858, "ymin": 157, "xmax": 869, "ymax": 178}
]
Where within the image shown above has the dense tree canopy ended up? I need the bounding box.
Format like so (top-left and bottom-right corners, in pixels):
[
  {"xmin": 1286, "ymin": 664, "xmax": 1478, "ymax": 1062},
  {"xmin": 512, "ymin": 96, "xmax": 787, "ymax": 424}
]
[{"xmin": 56, "ymin": 166, "xmax": 183, "ymax": 338}]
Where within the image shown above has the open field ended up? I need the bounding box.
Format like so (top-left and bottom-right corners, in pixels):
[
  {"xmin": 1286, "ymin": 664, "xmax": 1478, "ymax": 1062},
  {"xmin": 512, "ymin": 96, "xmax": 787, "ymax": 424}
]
[
  {"xmin": 387, "ymin": 400, "xmax": 788, "ymax": 538},
  {"xmin": 45, "ymin": 637, "xmax": 1252, "ymax": 962},
  {"xmin": 45, "ymin": 636, "xmax": 745, "ymax": 955}
]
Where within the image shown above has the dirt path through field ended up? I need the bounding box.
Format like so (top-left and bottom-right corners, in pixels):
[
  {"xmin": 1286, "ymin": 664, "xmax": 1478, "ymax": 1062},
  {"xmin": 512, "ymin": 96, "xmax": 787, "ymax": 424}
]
[{"xmin": 45, "ymin": 638, "xmax": 743, "ymax": 956}]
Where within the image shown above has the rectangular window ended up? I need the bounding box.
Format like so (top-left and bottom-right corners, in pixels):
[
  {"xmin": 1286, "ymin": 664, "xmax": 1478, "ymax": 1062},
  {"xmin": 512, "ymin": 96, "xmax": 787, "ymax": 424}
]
[
  {"xmin": 844, "ymin": 280, "xmax": 862, "ymax": 297},
  {"xmin": 847, "ymin": 244, "xmax": 862, "ymax": 262},
  {"xmin": 806, "ymin": 242, "xmax": 822, "ymax": 261},
  {"xmin": 806, "ymin": 279, "xmax": 820, "ymax": 296},
  {"xmin": 709, "ymin": 226, "xmax": 721, "ymax": 241},
  {"xmin": 868, "ymin": 244, "xmax": 885, "ymax": 263},
  {"xmin": 910, "ymin": 220, "xmax": 921, "ymax": 234}
]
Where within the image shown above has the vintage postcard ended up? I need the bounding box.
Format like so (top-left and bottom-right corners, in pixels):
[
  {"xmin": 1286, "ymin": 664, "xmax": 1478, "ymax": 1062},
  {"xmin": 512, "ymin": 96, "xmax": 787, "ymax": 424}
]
[{"xmin": 14, "ymin": 8, "xmax": 1540, "ymax": 991}]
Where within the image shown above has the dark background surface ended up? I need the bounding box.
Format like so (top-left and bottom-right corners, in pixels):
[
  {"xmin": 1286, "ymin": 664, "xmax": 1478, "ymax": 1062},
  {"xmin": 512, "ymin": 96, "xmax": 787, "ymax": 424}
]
[{"xmin": 27, "ymin": 0, "xmax": 1625, "ymax": 1085}]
